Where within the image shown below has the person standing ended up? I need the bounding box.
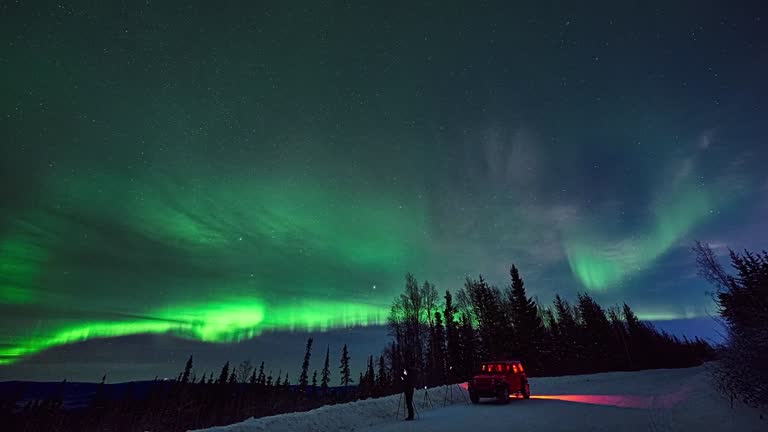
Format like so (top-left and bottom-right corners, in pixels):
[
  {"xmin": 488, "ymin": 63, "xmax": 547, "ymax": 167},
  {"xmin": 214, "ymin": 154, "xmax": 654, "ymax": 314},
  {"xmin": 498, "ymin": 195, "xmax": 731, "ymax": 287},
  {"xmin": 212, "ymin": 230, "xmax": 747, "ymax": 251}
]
[{"xmin": 400, "ymin": 366, "xmax": 415, "ymax": 421}]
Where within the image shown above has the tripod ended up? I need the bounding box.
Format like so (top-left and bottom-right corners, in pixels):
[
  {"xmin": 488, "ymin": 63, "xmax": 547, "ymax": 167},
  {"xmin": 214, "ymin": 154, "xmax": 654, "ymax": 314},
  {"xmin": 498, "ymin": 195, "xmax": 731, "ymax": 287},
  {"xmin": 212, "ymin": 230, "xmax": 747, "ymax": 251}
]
[
  {"xmin": 422, "ymin": 387, "xmax": 433, "ymax": 409},
  {"xmin": 443, "ymin": 382, "xmax": 469, "ymax": 406}
]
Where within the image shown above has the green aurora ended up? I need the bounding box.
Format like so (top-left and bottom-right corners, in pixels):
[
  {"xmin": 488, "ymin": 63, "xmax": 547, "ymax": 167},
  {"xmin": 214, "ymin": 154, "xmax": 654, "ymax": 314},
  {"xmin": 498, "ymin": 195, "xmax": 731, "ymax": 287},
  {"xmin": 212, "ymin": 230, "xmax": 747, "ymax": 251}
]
[
  {"xmin": 1, "ymin": 1, "xmax": 767, "ymax": 375},
  {"xmin": 564, "ymin": 179, "xmax": 724, "ymax": 291},
  {"xmin": 0, "ymin": 174, "xmax": 419, "ymax": 365}
]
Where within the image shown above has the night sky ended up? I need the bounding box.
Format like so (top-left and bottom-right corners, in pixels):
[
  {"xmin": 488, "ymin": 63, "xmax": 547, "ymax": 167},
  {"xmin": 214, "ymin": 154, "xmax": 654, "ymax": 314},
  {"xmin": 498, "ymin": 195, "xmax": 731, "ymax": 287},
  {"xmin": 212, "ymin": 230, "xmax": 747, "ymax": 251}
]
[{"xmin": 2, "ymin": 1, "xmax": 767, "ymax": 381}]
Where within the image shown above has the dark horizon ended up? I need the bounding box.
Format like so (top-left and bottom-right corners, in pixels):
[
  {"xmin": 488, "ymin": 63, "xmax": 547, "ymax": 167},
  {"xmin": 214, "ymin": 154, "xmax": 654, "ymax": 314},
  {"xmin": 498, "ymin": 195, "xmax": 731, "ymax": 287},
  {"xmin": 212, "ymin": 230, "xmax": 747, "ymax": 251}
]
[{"xmin": 0, "ymin": 316, "xmax": 721, "ymax": 383}]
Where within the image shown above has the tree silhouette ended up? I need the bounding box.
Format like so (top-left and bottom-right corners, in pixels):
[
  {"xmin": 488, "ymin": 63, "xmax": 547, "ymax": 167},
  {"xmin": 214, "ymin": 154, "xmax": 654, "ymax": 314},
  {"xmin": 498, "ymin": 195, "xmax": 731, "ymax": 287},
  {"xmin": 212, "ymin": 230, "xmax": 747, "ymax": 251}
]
[
  {"xmin": 256, "ymin": 361, "xmax": 266, "ymax": 386},
  {"xmin": 299, "ymin": 337, "xmax": 313, "ymax": 391},
  {"xmin": 339, "ymin": 344, "xmax": 352, "ymax": 386},
  {"xmin": 216, "ymin": 362, "xmax": 230, "ymax": 385},
  {"xmin": 181, "ymin": 355, "xmax": 193, "ymax": 384},
  {"xmin": 320, "ymin": 346, "xmax": 331, "ymax": 393},
  {"xmin": 376, "ymin": 354, "xmax": 388, "ymax": 393},
  {"xmin": 506, "ymin": 265, "xmax": 545, "ymax": 372}
]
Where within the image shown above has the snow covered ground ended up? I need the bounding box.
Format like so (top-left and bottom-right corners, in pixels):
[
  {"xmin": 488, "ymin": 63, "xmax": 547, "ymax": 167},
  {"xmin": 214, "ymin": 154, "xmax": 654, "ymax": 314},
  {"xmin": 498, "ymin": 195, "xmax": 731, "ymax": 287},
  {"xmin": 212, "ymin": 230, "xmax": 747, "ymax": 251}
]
[{"xmin": 194, "ymin": 365, "xmax": 767, "ymax": 432}]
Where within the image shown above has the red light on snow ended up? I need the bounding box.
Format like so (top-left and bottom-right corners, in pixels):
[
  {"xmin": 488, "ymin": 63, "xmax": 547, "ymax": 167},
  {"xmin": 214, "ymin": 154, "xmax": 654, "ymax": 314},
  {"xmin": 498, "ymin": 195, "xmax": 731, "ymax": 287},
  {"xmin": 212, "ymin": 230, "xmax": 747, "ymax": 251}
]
[
  {"xmin": 458, "ymin": 382, "xmax": 469, "ymax": 390},
  {"xmin": 531, "ymin": 394, "xmax": 653, "ymax": 408},
  {"xmin": 530, "ymin": 387, "xmax": 689, "ymax": 409}
]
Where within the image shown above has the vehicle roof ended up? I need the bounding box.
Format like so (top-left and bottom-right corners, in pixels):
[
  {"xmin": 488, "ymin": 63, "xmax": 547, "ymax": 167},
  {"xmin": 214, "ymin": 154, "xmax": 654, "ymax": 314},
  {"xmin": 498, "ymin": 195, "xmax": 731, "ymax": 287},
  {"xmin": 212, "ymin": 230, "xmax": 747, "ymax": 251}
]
[{"xmin": 481, "ymin": 360, "xmax": 522, "ymax": 364}]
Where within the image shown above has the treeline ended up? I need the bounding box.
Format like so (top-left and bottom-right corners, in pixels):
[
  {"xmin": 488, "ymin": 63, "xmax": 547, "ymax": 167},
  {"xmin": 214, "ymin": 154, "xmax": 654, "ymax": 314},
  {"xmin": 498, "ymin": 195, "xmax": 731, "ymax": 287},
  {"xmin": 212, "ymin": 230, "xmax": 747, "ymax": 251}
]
[
  {"xmin": 694, "ymin": 242, "xmax": 768, "ymax": 407},
  {"xmin": 387, "ymin": 265, "xmax": 714, "ymax": 388},
  {"xmin": 1, "ymin": 339, "xmax": 399, "ymax": 432}
]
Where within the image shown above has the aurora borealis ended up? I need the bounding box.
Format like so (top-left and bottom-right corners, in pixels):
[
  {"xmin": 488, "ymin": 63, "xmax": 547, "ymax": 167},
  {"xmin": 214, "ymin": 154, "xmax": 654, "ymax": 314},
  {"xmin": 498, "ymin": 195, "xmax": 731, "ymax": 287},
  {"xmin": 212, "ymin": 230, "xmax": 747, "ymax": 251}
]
[{"xmin": 2, "ymin": 1, "xmax": 768, "ymax": 380}]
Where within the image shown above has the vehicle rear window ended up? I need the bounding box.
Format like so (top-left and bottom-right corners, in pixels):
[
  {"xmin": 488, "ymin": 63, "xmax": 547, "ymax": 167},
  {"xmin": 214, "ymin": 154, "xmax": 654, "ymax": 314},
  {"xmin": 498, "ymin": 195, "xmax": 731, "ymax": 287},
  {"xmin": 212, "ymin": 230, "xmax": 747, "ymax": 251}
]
[{"xmin": 480, "ymin": 363, "xmax": 504, "ymax": 373}]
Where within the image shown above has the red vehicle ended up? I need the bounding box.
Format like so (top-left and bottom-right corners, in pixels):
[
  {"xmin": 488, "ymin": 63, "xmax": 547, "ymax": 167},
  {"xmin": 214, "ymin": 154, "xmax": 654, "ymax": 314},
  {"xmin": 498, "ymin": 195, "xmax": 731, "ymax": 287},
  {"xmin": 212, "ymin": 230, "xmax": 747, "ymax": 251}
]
[{"xmin": 468, "ymin": 360, "xmax": 530, "ymax": 404}]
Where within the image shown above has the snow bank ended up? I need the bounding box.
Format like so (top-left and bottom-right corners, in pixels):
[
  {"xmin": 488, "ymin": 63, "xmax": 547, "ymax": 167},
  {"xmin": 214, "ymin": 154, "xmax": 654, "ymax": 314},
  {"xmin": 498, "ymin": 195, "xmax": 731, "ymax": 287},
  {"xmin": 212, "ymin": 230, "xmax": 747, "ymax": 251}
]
[{"xmin": 191, "ymin": 384, "xmax": 469, "ymax": 432}]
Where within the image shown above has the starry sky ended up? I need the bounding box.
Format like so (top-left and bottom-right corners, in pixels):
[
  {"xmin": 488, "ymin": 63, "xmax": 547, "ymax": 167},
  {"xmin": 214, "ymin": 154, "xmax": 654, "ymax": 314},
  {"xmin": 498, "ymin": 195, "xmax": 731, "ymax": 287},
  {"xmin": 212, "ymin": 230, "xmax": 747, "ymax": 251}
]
[{"xmin": 1, "ymin": 1, "xmax": 768, "ymax": 381}]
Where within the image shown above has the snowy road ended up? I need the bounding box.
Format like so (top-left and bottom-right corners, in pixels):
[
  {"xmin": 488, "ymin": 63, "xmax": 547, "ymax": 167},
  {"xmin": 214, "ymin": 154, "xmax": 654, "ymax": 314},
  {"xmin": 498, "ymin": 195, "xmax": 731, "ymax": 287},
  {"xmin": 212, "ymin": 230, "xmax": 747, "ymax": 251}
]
[
  {"xmin": 365, "ymin": 366, "xmax": 764, "ymax": 432},
  {"xmin": 366, "ymin": 397, "xmax": 652, "ymax": 432},
  {"xmin": 197, "ymin": 365, "xmax": 766, "ymax": 432}
]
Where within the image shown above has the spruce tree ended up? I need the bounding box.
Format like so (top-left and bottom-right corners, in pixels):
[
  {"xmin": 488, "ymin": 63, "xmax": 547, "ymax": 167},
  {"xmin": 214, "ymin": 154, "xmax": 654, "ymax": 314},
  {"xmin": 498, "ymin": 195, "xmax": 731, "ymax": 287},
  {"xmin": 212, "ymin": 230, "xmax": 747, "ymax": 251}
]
[
  {"xmin": 257, "ymin": 361, "xmax": 266, "ymax": 386},
  {"xmin": 339, "ymin": 344, "xmax": 352, "ymax": 386},
  {"xmin": 217, "ymin": 361, "xmax": 230, "ymax": 385},
  {"xmin": 320, "ymin": 346, "xmax": 331, "ymax": 392},
  {"xmin": 366, "ymin": 355, "xmax": 375, "ymax": 393},
  {"xmin": 506, "ymin": 265, "xmax": 545, "ymax": 372},
  {"xmin": 431, "ymin": 311, "xmax": 447, "ymax": 384},
  {"xmin": 458, "ymin": 312, "xmax": 478, "ymax": 379},
  {"xmin": 465, "ymin": 275, "xmax": 508, "ymax": 359},
  {"xmin": 608, "ymin": 307, "xmax": 632, "ymax": 369},
  {"xmin": 299, "ymin": 337, "xmax": 314, "ymax": 391},
  {"xmin": 576, "ymin": 292, "xmax": 613, "ymax": 372},
  {"xmin": 377, "ymin": 354, "xmax": 388, "ymax": 392},
  {"xmin": 181, "ymin": 355, "xmax": 193, "ymax": 384},
  {"xmin": 312, "ymin": 370, "xmax": 318, "ymax": 388},
  {"xmin": 553, "ymin": 294, "xmax": 579, "ymax": 373},
  {"xmin": 444, "ymin": 290, "xmax": 461, "ymax": 382}
]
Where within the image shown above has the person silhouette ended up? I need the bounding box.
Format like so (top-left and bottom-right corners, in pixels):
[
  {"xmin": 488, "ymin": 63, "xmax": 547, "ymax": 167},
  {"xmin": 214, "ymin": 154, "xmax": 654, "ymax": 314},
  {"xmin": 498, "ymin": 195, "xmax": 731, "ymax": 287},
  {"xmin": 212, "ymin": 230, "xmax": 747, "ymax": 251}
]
[{"xmin": 400, "ymin": 366, "xmax": 415, "ymax": 421}]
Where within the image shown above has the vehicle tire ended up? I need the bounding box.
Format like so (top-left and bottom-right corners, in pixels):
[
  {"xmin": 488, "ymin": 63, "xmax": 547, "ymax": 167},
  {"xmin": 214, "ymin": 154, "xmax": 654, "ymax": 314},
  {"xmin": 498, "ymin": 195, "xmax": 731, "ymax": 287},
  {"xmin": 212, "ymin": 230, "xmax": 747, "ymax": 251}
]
[
  {"xmin": 470, "ymin": 390, "xmax": 479, "ymax": 404},
  {"xmin": 521, "ymin": 381, "xmax": 530, "ymax": 399},
  {"xmin": 498, "ymin": 386, "xmax": 510, "ymax": 404}
]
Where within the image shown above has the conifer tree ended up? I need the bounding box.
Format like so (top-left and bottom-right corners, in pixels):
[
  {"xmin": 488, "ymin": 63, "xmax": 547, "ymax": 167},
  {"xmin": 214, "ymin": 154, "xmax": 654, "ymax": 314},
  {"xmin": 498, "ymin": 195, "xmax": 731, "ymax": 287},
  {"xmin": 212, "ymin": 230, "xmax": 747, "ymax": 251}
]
[
  {"xmin": 576, "ymin": 292, "xmax": 613, "ymax": 372},
  {"xmin": 257, "ymin": 361, "xmax": 266, "ymax": 386},
  {"xmin": 217, "ymin": 361, "xmax": 230, "ymax": 385},
  {"xmin": 181, "ymin": 355, "xmax": 193, "ymax": 384},
  {"xmin": 377, "ymin": 354, "xmax": 388, "ymax": 392},
  {"xmin": 622, "ymin": 303, "xmax": 652, "ymax": 367},
  {"xmin": 339, "ymin": 344, "xmax": 352, "ymax": 385},
  {"xmin": 299, "ymin": 337, "xmax": 314, "ymax": 391},
  {"xmin": 506, "ymin": 265, "xmax": 545, "ymax": 372},
  {"xmin": 444, "ymin": 290, "xmax": 460, "ymax": 382},
  {"xmin": 358, "ymin": 372, "xmax": 366, "ymax": 396},
  {"xmin": 320, "ymin": 346, "xmax": 331, "ymax": 392},
  {"xmin": 608, "ymin": 307, "xmax": 632, "ymax": 369},
  {"xmin": 465, "ymin": 275, "xmax": 508, "ymax": 359},
  {"xmin": 431, "ymin": 311, "xmax": 447, "ymax": 384},
  {"xmin": 458, "ymin": 312, "xmax": 478, "ymax": 379},
  {"xmin": 312, "ymin": 370, "xmax": 317, "ymax": 388},
  {"xmin": 366, "ymin": 355, "xmax": 375, "ymax": 392},
  {"xmin": 553, "ymin": 294, "xmax": 579, "ymax": 372}
]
